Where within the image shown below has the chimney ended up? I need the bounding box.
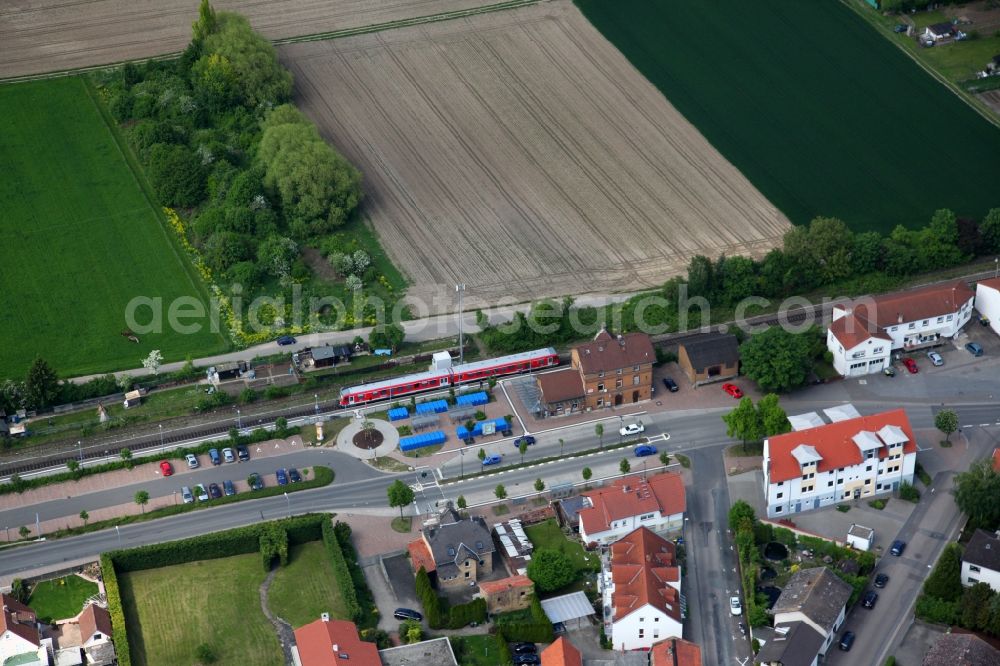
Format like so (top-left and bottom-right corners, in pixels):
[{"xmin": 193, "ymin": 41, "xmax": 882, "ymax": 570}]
[
  {"xmin": 897, "ymin": 312, "xmax": 903, "ymax": 324},
  {"xmin": 332, "ymin": 644, "xmax": 339, "ymax": 652},
  {"xmin": 321, "ymin": 612, "xmax": 330, "ymax": 622}
]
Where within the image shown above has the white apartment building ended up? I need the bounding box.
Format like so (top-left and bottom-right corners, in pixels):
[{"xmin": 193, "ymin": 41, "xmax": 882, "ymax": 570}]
[
  {"xmin": 763, "ymin": 409, "xmax": 916, "ymax": 518},
  {"xmin": 962, "ymin": 529, "xmax": 1000, "ymax": 593},
  {"xmin": 976, "ymin": 277, "xmax": 1000, "ymax": 337},
  {"xmin": 578, "ymin": 473, "xmax": 685, "ymax": 546}
]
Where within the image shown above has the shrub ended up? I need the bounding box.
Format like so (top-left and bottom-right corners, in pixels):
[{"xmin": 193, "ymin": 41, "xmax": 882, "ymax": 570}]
[
  {"xmin": 496, "ymin": 596, "xmax": 554, "ymax": 643},
  {"xmin": 915, "ymin": 594, "xmax": 959, "ymax": 625},
  {"xmin": 322, "ymin": 519, "xmax": 361, "ymax": 621},
  {"xmin": 447, "ymin": 598, "xmax": 486, "ymax": 629},
  {"xmin": 414, "ymin": 566, "xmax": 444, "ymax": 628},
  {"xmin": 331, "ymin": 521, "xmax": 377, "ymax": 628},
  {"xmin": 195, "ymin": 643, "xmax": 217, "ymax": 663},
  {"xmin": 898, "ymin": 481, "xmax": 920, "ymax": 502},
  {"xmin": 101, "ymin": 554, "xmax": 131, "ymax": 666}
]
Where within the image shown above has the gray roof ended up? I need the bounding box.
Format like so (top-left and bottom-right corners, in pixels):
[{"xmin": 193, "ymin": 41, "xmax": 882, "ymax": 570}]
[
  {"xmin": 540, "ymin": 591, "xmax": 595, "ymax": 624},
  {"xmin": 311, "ymin": 345, "xmax": 351, "ymax": 361},
  {"xmin": 923, "ymin": 633, "xmax": 1000, "ymax": 666},
  {"xmin": 558, "ymin": 495, "xmax": 590, "ymax": 524},
  {"xmin": 380, "ymin": 637, "xmax": 458, "ymax": 666},
  {"xmin": 928, "ymin": 21, "xmax": 954, "ymax": 35},
  {"xmin": 679, "ymin": 334, "xmax": 740, "ymax": 372},
  {"xmin": 755, "ymin": 622, "xmax": 825, "ymax": 666},
  {"xmin": 964, "ymin": 530, "xmax": 1000, "ymax": 571},
  {"xmin": 423, "ymin": 517, "xmax": 494, "ymax": 571},
  {"xmin": 771, "ymin": 567, "xmax": 852, "ymax": 633}
]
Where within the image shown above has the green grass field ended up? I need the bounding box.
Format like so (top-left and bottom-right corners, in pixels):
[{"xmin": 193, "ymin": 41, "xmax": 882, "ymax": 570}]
[
  {"xmin": 119, "ymin": 554, "xmax": 282, "ymax": 666},
  {"xmin": 574, "ymin": 0, "xmax": 1000, "ymax": 234},
  {"xmin": 268, "ymin": 542, "xmax": 349, "ymax": 627},
  {"xmin": 27, "ymin": 574, "xmax": 98, "ymax": 623},
  {"xmin": 0, "ymin": 76, "xmax": 227, "ymax": 380},
  {"xmin": 524, "ymin": 519, "xmax": 600, "ymax": 573}
]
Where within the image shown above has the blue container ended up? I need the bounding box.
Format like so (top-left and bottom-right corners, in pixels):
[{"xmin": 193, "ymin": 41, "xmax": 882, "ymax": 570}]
[
  {"xmin": 415, "ymin": 399, "xmax": 449, "ymax": 415},
  {"xmin": 387, "ymin": 407, "xmax": 410, "ymax": 422}
]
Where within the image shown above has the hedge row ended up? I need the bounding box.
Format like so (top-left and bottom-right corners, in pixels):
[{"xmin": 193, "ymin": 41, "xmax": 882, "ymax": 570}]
[
  {"xmin": 260, "ymin": 522, "xmax": 289, "ymax": 571},
  {"xmin": 101, "ymin": 553, "xmax": 131, "ymax": 666},
  {"xmin": 447, "ymin": 597, "xmax": 486, "ymax": 629},
  {"xmin": 332, "ymin": 521, "xmax": 379, "ymax": 629},
  {"xmin": 495, "ymin": 596, "xmax": 554, "ymax": 644},
  {"xmin": 322, "ymin": 519, "xmax": 361, "ymax": 621},
  {"xmin": 415, "ymin": 566, "xmax": 444, "ymax": 628}
]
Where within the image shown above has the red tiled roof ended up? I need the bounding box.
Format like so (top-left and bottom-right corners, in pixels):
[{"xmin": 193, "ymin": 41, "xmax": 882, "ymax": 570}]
[
  {"xmin": 294, "ymin": 618, "xmax": 380, "ymax": 666},
  {"xmin": 541, "ymin": 636, "xmax": 583, "ymax": 666},
  {"xmin": 851, "ymin": 280, "xmax": 974, "ymax": 329},
  {"xmin": 479, "ymin": 575, "xmax": 533, "ymax": 596},
  {"xmin": 574, "ymin": 330, "xmax": 655, "ymax": 375},
  {"xmin": 829, "ymin": 312, "xmax": 891, "ymax": 349},
  {"xmin": 537, "ymin": 368, "xmax": 585, "ymax": 404},
  {"xmin": 610, "ymin": 527, "xmax": 681, "ymax": 623},
  {"xmin": 978, "ymin": 277, "xmax": 1000, "ymax": 292},
  {"xmin": 993, "ymin": 448, "xmax": 1000, "ymax": 473},
  {"xmin": 579, "ymin": 472, "xmax": 685, "ymax": 537},
  {"xmin": 408, "ymin": 538, "xmax": 435, "ymax": 574},
  {"xmin": 0, "ymin": 593, "xmax": 39, "ymax": 648},
  {"xmin": 651, "ymin": 637, "xmax": 703, "ymax": 666},
  {"xmin": 78, "ymin": 603, "xmax": 113, "ymax": 642},
  {"xmin": 767, "ymin": 409, "xmax": 916, "ymax": 483}
]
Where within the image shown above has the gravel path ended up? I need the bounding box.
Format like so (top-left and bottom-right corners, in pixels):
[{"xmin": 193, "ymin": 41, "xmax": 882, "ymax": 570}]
[{"xmin": 260, "ymin": 565, "xmax": 297, "ymax": 666}]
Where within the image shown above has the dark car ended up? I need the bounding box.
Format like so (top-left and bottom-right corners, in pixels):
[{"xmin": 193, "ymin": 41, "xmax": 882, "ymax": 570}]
[
  {"xmin": 513, "ymin": 655, "xmax": 540, "ymax": 665},
  {"xmin": 223, "ymin": 479, "xmax": 236, "ymax": 496},
  {"xmin": 511, "ymin": 643, "xmax": 537, "ymax": 654},
  {"xmin": 482, "ymin": 454, "xmax": 502, "ymax": 466},
  {"xmin": 862, "ymin": 590, "xmax": 879, "ymax": 609},
  {"xmin": 237, "ymin": 444, "xmax": 250, "ymax": 462},
  {"xmin": 839, "ymin": 630, "xmax": 856, "ymax": 651},
  {"xmin": 208, "ymin": 448, "xmax": 221, "ymax": 466},
  {"xmin": 208, "ymin": 482, "xmax": 222, "ymax": 499},
  {"xmin": 289, "ymin": 468, "xmax": 302, "ymax": 483},
  {"xmin": 874, "ymin": 573, "xmax": 889, "ymax": 588},
  {"xmin": 276, "ymin": 335, "xmax": 297, "ymax": 346},
  {"xmin": 276, "ymin": 468, "xmax": 289, "ymax": 485},
  {"xmin": 248, "ymin": 472, "xmax": 264, "ymax": 491},
  {"xmin": 662, "ymin": 377, "xmax": 679, "ymax": 392},
  {"xmin": 514, "ymin": 436, "xmax": 536, "ymax": 448},
  {"xmin": 893, "ymin": 23, "xmax": 908, "ymax": 32},
  {"xmin": 634, "ymin": 444, "xmax": 658, "ymax": 457},
  {"xmin": 393, "ymin": 608, "xmax": 422, "ymax": 621},
  {"xmin": 966, "ymin": 342, "xmax": 984, "ymax": 357},
  {"xmin": 890, "ymin": 540, "xmax": 906, "ymax": 556}
]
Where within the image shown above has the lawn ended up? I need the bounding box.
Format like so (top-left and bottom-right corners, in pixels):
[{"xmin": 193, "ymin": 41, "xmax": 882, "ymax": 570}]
[
  {"xmin": 574, "ymin": 0, "xmax": 1000, "ymax": 234},
  {"xmin": 268, "ymin": 541, "xmax": 350, "ymax": 628},
  {"xmin": 0, "ymin": 76, "xmax": 227, "ymax": 380},
  {"xmin": 451, "ymin": 635, "xmax": 508, "ymax": 666},
  {"xmin": 119, "ymin": 554, "xmax": 282, "ymax": 666},
  {"xmin": 524, "ymin": 519, "xmax": 600, "ymax": 573},
  {"xmin": 27, "ymin": 575, "xmax": 98, "ymax": 623}
]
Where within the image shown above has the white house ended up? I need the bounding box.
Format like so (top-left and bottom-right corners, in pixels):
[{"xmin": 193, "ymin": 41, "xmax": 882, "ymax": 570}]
[
  {"xmin": 757, "ymin": 568, "xmax": 852, "ymax": 666},
  {"xmin": 827, "ymin": 280, "xmax": 974, "ymax": 377},
  {"xmin": 578, "ymin": 473, "xmax": 686, "ymax": 545},
  {"xmin": 924, "ymin": 21, "xmax": 955, "ymax": 41},
  {"xmin": 602, "ymin": 527, "xmax": 682, "ymax": 651},
  {"xmin": 962, "ymin": 529, "xmax": 1000, "ymax": 593},
  {"xmin": 763, "ymin": 408, "xmax": 917, "ymax": 518},
  {"xmin": 975, "ymin": 277, "xmax": 1000, "ymax": 337},
  {"xmin": 846, "ymin": 524, "xmax": 875, "ymax": 552},
  {"xmin": 0, "ymin": 594, "xmax": 45, "ymax": 666}
]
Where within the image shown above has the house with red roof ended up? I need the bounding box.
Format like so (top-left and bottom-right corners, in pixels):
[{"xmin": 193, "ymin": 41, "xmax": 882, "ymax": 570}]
[
  {"xmin": 650, "ymin": 636, "xmax": 702, "ymax": 666},
  {"xmin": 0, "ymin": 594, "xmax": 44, "ymax": 666},
  {"xmin": 976, "ymin": 277, "xmax": 1000, "ymax": 337},
  {"xmin": 827, "ymin": 280, "xmax": 974, "ymax": 377},
  {"xmin": 293, "ymin": 615, "xmax": 380, "ymax": 666},
  {"xmin": 578, "ymin": 472, "xmax": 686, "ymax": 545},
  {"xmin": 479, "ymin": 575, "xmax": 534, "ymax": 614},
  {"xmin": 601, "ymin": 526, "xmax": 682, "ymax": 651},
  {"xmin": 540, "ymin": 636, "xmax": 582, "ymax": 666},
  {"xmin": 993, "ymin": 447, "xmax": 1000, "ymax": 473},
  {"xmin": 763, "ymin": 408, "xmax": 916, "ymax": 518}
]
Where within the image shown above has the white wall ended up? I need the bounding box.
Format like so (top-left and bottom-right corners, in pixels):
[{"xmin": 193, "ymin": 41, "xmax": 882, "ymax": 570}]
[
  {"xmin": 828, "ymin": 329, "xmax": 890, "ymax": 377},
  {"xmin": 582, "ymin": 511, "xmax": 683, "ymax": 545},
  {"xmin": 976, "ymin": 284, "xmax": 1000, "ymax": 338},
  {"xmin": 610, "ymin": 605, "xmax": 683, "ymax": 651},
  {"xmin": 962, "ymin": 562, "xmax": 1000, "ymax": 593}
]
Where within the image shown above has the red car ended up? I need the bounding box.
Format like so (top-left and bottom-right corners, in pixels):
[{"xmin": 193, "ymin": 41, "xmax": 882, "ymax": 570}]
[
  {"xmin": 722, "ymin": 383, "xmax": 744, "ymax": 399},
  {"xmin": 902, "ymin": 358, "xmax": 918, "ymax": 374},
  {"xmin": 159, "ymin": 460, "xmax": 174, "ymax": 477}
]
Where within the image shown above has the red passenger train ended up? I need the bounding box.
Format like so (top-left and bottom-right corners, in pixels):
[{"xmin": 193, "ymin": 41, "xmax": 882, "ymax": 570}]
[{"xmin": 338, "ymin": 347, "xmax": 559, "ymax": 406}]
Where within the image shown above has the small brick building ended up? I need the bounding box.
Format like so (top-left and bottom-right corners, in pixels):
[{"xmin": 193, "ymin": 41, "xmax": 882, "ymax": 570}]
[{"xmin": 479, "ymin": 575, "xmax": 534, "ymax": 614}]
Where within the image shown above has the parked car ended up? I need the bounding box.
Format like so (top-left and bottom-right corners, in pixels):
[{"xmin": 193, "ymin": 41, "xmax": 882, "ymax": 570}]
[
  {"xmin": 222, "ymin": 447, "xmax": 236, "ymax": 463},
  {"xmin": 514, "ymin": 436, "xmax": 536, "ymax": 448},
  {"xmin": 634, "ymin": 444, "xmax": 658, "ymax": 457},
  {"xmin": 893, "ymin": 23, "xmax": 908, "ymax": 32},
  {"xmin": 890, "ymin": 540, "xmax": 906, "ymax": 556},
  {"xmin": 276, "ymin": 335, "xmax": 297, "ymax": 346},
  {"xmin": 181, "ymin": 486, "xmax": 194, "ymax": 504},
  {"xmin": 289, "ymin": 468, "xmax": 302, "ymax": 483},
  {"xmin": 237, "ymin": 445, "xmax": 250, "ymax": 462},
  {"xmin": 839, "ymin": 630, "xmax": 856, "ymax": 651},
  {"xmin": 195, "ymin": 484, "xmax": 209, "ymax": 502},
  {"xmin": 393, "ymin": 608, "xmax": 422, "ymax": 621},
  {"xmin": 223, "ymin": 480, "xmax": 236, "ymax": 496},
  {"xmin": 730, "ymin": 596, "xmax": 742, "ymax": 616},
  {"xmin": 883, "ymin": 365, "xmax": 895, "ymax": 377},
  {"xmin": 248, "ymin": 473, "xmax": 264, "ymax": 491},
  {"xmin": 276, "ymin": 468, "xmax": 289, "ymax": 485},
  {"xmin": 482, "ymin": 454, "xmax": 502, "ymax": 466},
  {"xmin": 513, "ymin": 655, "xmax": 540, "ymax": 665},
  {"xmin": 511, "ymin": 643, "xmax": 537, "ymax": 654},
  {"xmin": 662, "ymin": 377, "xmax": 679, "ymax": 392},
  {"xmin": 902, "ymin": 358, "xmax": 919, "ymax": 374},
  {"xmin": 159, "ymin": 460, "xmax": 173, "ymax": 477},
  {"xmin": 862, "ymin": 590, "xmax": 878, "ymax": 608},
  {"xmin": 722, "ymin": 383, "xmax": 743, "ymax": 399},
  {"xmin": 927, "ymin": 351, "xmax": 944, "ymax": 366},
  {"xmin": 208, "ymin": 448, "xmax": 222, "ymax": 465},
  {"xmin": 966, "ymin": 342, "xmax": 984, "ymax": 357},
  {"xmin": 874, "ymin": 573, "xmax": 889, "ymax": 588},
  {"xmin": 208, "ymin": 482, "xmax": 222, "ymax": 499},
  {"xmin": 620, "ymin": 422, "xmax": 645, "ymax": 437},
  {"xmin": 185, "ymin": 453, "xmax": 200, "ymax": 469}
]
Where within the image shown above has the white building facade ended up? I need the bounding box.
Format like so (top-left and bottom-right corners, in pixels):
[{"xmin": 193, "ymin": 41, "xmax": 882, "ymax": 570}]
[
  {"xmin": 578, "ymin": 473, "xmax": 685, "ymax": 546},
  {"xmin": 962, "ymin": 530, "xmax": 1000, "ymax": 593},
  {"xmin": 976, "ymin": 278, "xmax": 1000, "ymax": 337}
]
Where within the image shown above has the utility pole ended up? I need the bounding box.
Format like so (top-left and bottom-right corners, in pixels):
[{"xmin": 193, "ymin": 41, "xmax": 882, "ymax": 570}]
[
  {"xmin": 35, "ymin": 513, "xmax": 40, "ymax": 539},
  {"xmin": 77, "ymin": 440, "xmax": 83, "ymax": 462},
  {"xmin": 158, "ymin": 424, "xmax": 163, "ymax": 448},
  {"xmin": 456, "ymin": 284, "xmax": 466, "ymax": 365}
]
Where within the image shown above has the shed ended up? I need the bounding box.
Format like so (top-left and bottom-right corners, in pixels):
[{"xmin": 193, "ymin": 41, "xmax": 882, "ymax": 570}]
[
  {"xmin": 846, "ymin": 524, "xmax": 874, "ymax": 551},
  {"xmin": 123, "ymin": 389, "xmax": 144, "ymax": 409},
  {"xmin": 540, "ymin": 591, "xmax": 596, "ymax": 629},
  {"xmin": 431, "ymin": 352, "xmax": 453, "ymax": 371},
  {"xmin": 677, "ymin": 333, "xmax": 740, "ymax": 386},
  {"xmin": 924, "ymin": 22, "xmax": 954, "ymax": 41}
]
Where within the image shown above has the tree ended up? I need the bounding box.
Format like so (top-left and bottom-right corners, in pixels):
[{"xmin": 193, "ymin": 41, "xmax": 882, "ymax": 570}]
[
  {"xmin": 120, "ymin": 448, "xmax": 133, "ymax": 469},
  {"xmin": 18, "ymin": 526, "xmax": 29, "ymax": 540},
  {"xmin": 728, "ymin": 500, "xmax": 756, "ymax": 532},
  {"xmin": 686, "ymin": 255, "xmax": 715, "ymax": 299},
  {"xmin": 716, "ymin": 255, "xmax": 758, "ymax": 305},
  {"xmin": 620, "ymin": 459, "xmax": 631, "ymax": 475},
  {"xmin": 534, "ymin": 478, "xmax": 545, "ymax": 492},
  {"xmin": 24, "ymin": 358, "xmax": 59, "ymax": 409},
  {"xmin": 851, "ymin": 231, "xmax": 884, "ymax": 274},
  {"xmin": 494, "ymin": 484, "xmax": 507, "ymax": 500},
  {"xmin": 146, "ymin": 143, "xmax": 206, "ymax": 207},
  {"xmin": 79, "ymin": 510, "xmax": 89, "ymax": 526},
  {"xmin": 659, "ymin": 451, "xmax": 671, "ymax": 467},
  {"xmin": 723, "ymin": 397, "xmax": 764, "ymax": 452},
  {"xmin": 960, "ymin": 582, "xmax": 994, "ymax": 631},
  {"xmin": 191, "ymin": 0, "xmax": 218, "ymax": 41},
  {"xmin": 456, "ymin": 495, "xmax": 467, "ymax": 510},
  {"xmin": 134, "ymin": 490, "xmax": 150, "ymax": 513},
  {"xmin": 559, "ymin": 438, "xmax": 565, "ymax": 457},
  {"xmin": 66, "ymin": 459, "xmax": 80, "ymax": 476},
  {"xmin": 526, "ymin": 549, "xmax": 575, "ymax": 592},
  {"xmin": 256, "ymin": 235, "xmax": 297, "ymax": 279},
  {"xmin": 195, "ymin": 643, "xmax": 217, "ymax": 664},
  {"xmin": 954, "ymin": 460, "xmax": 1000, "ymax": 530},
  {"xmin": 981, "ymin": 208, "xmax": 1000, "ymax": 253},
  {"xmin": 400, "ymin": 619, "xmax": 422, "ymax": 644},
  {"xmin": 740, "ymin": 327, "xmax": 813, "ymax": 392},
  {"xmin": 519, "ymin": 440, "xmax": 529, "ymax": 465},
  {"xmin": 924, "ymin": 542, "xmax": 963, "ymax": 601},
  {"xmin": 202, "ymin": 12, "xmax": 292, "ymax": 108},
  {"xmin": 142, "ymin": 349, "xmax": 163, "ymax": 375},
  {"xmin": 595, "ymin": 423, "xmax": 604, "ymax": 449},
  {"xmin": 918, "ymin": 209, "xmax": 965, "ymax": 270},
  {"xmin": 758, "ymin": 394, "xmax": 791, "ymax": 437},
  {"xmin": 582, "ymin": 467, "xmax": 592, "ymax": 482},
  {"xmin": 477, "ymin": 448, "xmax": 486, "ymax": 462},
  {"xmin": 369, "ymin": 323, "xmax": 405, "ymax": 352},
  {"xmin": 935, "ymin": 409, "xmax": 958, "ymax": 443},
  {"xmin": 386, "ymin": 480, "xmax": 414, "ymax": 519}
]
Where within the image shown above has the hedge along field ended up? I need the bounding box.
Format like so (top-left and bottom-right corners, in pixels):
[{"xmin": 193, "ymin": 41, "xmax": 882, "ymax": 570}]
[
  {"xmin": 0, "ymin": 76, "xmax": 227, "ymax": 379},
  {"xmin": 574, "ymin": 0, "xmax": 1000, "ymax": 234}
]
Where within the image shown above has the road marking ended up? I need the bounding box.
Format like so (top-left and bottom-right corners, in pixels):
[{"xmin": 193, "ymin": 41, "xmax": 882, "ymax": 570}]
[
  {"xmin": 980, "ymin": 423, "xmax": 991, "ymax": 427},
  {"xmin": 963, "ymin": 424, "xmax": 973, "ymax": 428}
]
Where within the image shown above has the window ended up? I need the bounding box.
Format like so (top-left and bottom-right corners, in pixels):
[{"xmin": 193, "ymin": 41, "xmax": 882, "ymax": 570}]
[
  {"xmin": 778, "ymin": 481, "xmax": 784, "ymax": 487},
  {"xmin": 970, "ymin": 565, "xmax": 981, "ymax": 573},
  {"xmin": 890, "ymin": 326, "xmax": 898, "ymax": 332},
  {"xmin": 828, "ymin": 481, "xmax": 834, "ymax": 487},
  {"xmin": 775, "ymin": 506, "xmax": 783, "ymax": 513},
  {"xmin": 908, "ymin": 323, "xmax": 916, "ymax": 330},
  {"xmin": 923, "ymin": 319, "xmax": 929, "ymax": 326},
  {"xmin": 837, "ymin": 478, "xmax": 844, "ymax": 484},
  {"xmin": 968, "ymin": 577, "xmax": 979, "ymax": 584},
  {"xmin": 653, "ymin": 629, "xmax": 660, "ymax": 639},
  {"xmin": 596, "ymin": 398, "xmax": 604, "ymax": 407},
  {"xmin": 617, "ymin": 369, "xmax": 622, "ymax": 375},
  {"xmin": 654, "ymin": 617, "xmax": 659, "ymax": 622},
  {"xmin": 639, "ymin": 617, "xmax": 644, "ymax": 622},
  {"xmin": 866, "ymin": 465, "xmax": 873, "ymax": 472},
  {"xmin": 638, "ymin": 629, "xmax": 644, "ymax": 638},
  {"xmin": 937, "ymin": 317, "xmax": 944, "ymax": 323},
  {"xmin": 873, "ymin": 347, "xmax": 884, "ymax": 354},
  {"xmin": 776, "ymin": 492, "xmax": 783, "ymax": 499},
  {"xmin": 640, "ymin": 513, "xmax": 655, "ymax": 520},
  {"xmin": 616, "ymin": 378, "xmax": 623, "ymax": 389},
  {"xmin": 597, "ymin": 383, "xmax": 605, "ymax": 392},
  {"xmin": 633, "ymin": 375, "xmax": 640, "ymax": 386},
  {"xmin": 599, "ymin": 372, "xmax": 604, "ymax": 378},
  {"xmin": 947, "ymin": 314, "xmax": 954, "ymax": 321},
  {"xmin": 465, "ymin": 571, "xmax": 470, "ymax": 578},
  {"xmin": 634, "ymin": 364, "xmax": 640, "ymax": 372},
  {"xmin": 838, "ymin": 467, "xmax": 845, "ymax": 473}
]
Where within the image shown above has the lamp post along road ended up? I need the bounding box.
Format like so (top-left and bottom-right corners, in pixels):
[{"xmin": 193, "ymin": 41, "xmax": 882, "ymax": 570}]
[{"xmin": 456, "ymin": 284, "xmax": 466, "ymax": 365}]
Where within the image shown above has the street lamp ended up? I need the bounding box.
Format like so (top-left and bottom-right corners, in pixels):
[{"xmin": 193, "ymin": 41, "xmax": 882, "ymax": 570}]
[
  {"xmin": 158, "ymin": 424, "xmax": 163, "ymax": 448},
  {"xmin": 460, "ymin": 449, "xmax": 465, "ymax": 479},
  {"xmin": 995, "ymin": 257, "xmax": 999, "ymax": 279},
  {"xmin": 284, "ymin": 492, "xmax": 291, "ymax": 517},
  {"xmin": 456, "ymin": 284, "xmax": 466, "ymax": 365},
  {"xmin": 115, "ymin": 525, "xmax": 121, "ymax": 546},
  {"xmin": 314, "ymin": 394, "xmax": 319, "ymax": 415},
  {"xmin": 77, "ymin": 440, "xmax": 83, "ymax": 462},
  {"xmin": 236, "ymin": 408, "xmax": 242, "ymax": 430},
  {"xmin": 619, "ymin": 416, "xmax": 624, "ymax": 445}
]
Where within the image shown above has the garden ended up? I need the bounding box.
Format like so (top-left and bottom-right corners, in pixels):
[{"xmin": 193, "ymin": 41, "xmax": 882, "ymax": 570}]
[{"xmin": 26, "ymin": 574, "xmax": 99, "ymax": 624}]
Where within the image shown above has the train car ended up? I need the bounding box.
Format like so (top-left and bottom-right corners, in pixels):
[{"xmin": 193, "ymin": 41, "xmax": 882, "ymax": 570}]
[
  {"xmin": 450, "ymin": 347, "xmax": 559, "ymax": 384},
  {"xmin": 339, "ymin": 369, "xmax": 450, "ymax": 406}
]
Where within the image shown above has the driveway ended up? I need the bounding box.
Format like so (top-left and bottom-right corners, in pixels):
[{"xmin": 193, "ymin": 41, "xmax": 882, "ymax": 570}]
[{"xmin": 382, "ymin": 553, "xmax": 420, "ymax": 611}]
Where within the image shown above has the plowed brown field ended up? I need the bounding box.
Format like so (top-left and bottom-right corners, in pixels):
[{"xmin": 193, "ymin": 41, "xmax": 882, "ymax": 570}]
[
  {"xmin": 0, "ymin": 0, "xmax": 502, "ymax": 78},
  {"xmin": 280, "ymin": 1, "xmax": 790, "ymax": 309}
]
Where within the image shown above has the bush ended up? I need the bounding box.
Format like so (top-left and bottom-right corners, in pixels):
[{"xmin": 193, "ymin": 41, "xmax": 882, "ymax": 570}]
[
  {"xmin": 526, "ymin": 549, "xmax": 575, "ymax": 592},
  {"xmin": 146, "ymin": 143, "xmax": 207, "ymax": 207},
  {"xmin": 496, "ymin": 596, "xmax": 554, "ymax": 644},
  {"xmin": 898, "ymin": 481, "xmax": 920, "ymax": 502},
  {"xmin": 102, "ymin": 554, "xmax": 131, "ymax": 666},
  {"xmin": 414, "ymin": 566, "xmax": 444, "ymax": 628},
  {"xmin": 195, "ymin": 643, "xmax": 217, "ymax": 664},
  {"xmin": 322, "ymin": 519, "xmax": 361, "ymax": 621},
  {"xmin": 447, "ymin": 598, "xmax": 487, "ymax": 629},
  {"xmin": 331, "ymin": 521, "xmax": 378, "ymax": 629},
  {"xmin": 915, "ymin": 594, "xmax": 959, "ymax": 625}
]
